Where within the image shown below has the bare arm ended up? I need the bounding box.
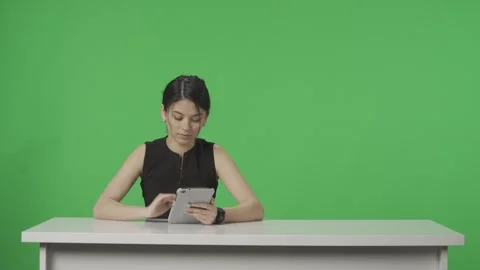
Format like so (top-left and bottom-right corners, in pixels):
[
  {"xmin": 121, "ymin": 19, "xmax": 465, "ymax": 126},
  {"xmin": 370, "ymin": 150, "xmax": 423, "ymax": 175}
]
[
  {"xmin": 213, "ymin": 144, "xmax": 264, "ymax": 223},
  {"xmin": 93, "ymin": 144, "xmax": 148, "ymax": 220}
]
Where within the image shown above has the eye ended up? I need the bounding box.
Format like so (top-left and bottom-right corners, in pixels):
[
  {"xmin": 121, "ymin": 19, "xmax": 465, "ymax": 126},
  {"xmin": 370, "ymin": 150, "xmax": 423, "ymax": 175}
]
[
  {"xmin": 192, "ymin": 117, "xmax": 201, "ymax": 122},
  {"xmin": 174, "ymin": 116, "xmax": 182, "ymax": 121}
]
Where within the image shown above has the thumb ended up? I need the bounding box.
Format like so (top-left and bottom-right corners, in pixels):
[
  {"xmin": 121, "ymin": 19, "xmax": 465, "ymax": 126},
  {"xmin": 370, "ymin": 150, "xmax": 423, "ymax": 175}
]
[{"xmin": 161, "ymin": 194, "xmax": 176, "ymax": 202}]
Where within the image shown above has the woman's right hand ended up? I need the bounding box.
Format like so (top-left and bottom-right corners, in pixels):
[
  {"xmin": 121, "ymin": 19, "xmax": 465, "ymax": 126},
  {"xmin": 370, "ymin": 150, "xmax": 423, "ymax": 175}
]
[{"xmin": 146, "ymin": 193, "xmax": 176, "ymax": 218}]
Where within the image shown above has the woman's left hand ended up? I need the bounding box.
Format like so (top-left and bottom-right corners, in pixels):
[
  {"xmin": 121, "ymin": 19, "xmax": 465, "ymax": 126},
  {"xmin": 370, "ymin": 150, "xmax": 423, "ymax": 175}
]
[{"xmin": 185, "ymin": 203, "xmax": 217, "ymax": 225}]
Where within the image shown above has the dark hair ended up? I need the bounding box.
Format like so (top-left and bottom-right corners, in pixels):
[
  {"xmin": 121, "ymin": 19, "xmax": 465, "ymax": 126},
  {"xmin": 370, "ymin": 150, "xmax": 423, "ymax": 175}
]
[{"xmin": 162, "ymin": 75, "xmax": 211, "ymax": 115}]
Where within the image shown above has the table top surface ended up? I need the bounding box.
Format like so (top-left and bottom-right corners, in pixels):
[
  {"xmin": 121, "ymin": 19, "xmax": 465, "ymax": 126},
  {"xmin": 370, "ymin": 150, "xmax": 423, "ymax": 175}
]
[{"xmin": 21, "ymin": 217, "xmax": 465, "ymax": 247}]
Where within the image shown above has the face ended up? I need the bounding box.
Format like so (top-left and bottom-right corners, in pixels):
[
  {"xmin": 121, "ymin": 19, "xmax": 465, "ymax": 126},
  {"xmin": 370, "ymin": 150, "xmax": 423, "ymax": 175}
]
[{"xmin": 161, "ymin": 99, "xmax": 207, "ymax": 145}]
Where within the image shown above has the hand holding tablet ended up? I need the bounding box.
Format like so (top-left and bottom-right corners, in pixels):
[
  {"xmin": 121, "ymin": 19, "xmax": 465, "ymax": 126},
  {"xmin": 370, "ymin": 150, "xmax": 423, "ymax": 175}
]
[{"xmin": 168, "ymin": 188, "xmax": 215, "ymax": 224}]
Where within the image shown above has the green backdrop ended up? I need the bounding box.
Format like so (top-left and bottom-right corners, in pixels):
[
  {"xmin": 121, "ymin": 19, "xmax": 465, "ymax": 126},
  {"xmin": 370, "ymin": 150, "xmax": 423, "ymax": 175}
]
[{"xmin": 1, "ymin": 0, "xmax": 479, "ymax": 269}]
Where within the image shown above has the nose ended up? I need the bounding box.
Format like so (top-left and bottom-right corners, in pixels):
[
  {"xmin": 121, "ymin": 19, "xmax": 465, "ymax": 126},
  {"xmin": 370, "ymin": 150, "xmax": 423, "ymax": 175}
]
[{"xmin": 181, "ymin": 119, "xmax": 191, "ymax": 131}]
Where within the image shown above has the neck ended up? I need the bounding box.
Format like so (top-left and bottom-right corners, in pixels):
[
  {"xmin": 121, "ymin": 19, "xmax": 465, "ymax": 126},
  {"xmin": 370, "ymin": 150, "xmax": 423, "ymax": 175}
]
[{"xmin": 166, "ymin": 135, "xmax": 195, "ymax": 156}]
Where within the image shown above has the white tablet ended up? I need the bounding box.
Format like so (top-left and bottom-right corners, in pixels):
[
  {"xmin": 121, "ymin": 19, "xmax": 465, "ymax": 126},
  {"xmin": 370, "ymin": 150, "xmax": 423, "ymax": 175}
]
[{"xmin": 167, "ymin": 187, "xmax": 215, "ymax": 224}]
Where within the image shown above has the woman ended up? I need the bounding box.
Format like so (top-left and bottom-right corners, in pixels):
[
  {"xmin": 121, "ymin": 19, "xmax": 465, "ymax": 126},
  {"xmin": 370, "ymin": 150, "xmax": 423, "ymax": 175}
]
[{"xmin": 93, "ymin": 75, "xmax": 264, "ymax": 225}]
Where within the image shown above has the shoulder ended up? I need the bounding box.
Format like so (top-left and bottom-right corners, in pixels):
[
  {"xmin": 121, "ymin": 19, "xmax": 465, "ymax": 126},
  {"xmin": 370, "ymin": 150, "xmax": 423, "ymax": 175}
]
[
  {"xmin": 143, "ymin": 137, "xmax": 167, "ymax": 155},
  {"xmin": 117, "ymin": 143, "xmax": 147, "ymax": 175},
  {"xmin": 139, "ymin": 137, "xmax": 168, "ymax": 169},
  {"xmin": 213, "ymin": 143, "xmax": 226, "ymax": 155},
  {"xmin": 212, "ymin": 143, "xmax": 232, "ymax": 165},
  {"xmin": 193, "ymin": 137, "xmax": 218, "ymax": 154},
  {"xmin": 193, "ymin": 138, "xmax": 228, "ymax": 161},
  {"xmin": 127, "ymin": 143, "xmax": 146, "ymax": 159},
  {"xmin": 118, "ymin": 137, "xmax": 166, "ymax": 169},
  {"xmin": 144, "ymin": 137, "xmax": 167, "ymax": 147}
]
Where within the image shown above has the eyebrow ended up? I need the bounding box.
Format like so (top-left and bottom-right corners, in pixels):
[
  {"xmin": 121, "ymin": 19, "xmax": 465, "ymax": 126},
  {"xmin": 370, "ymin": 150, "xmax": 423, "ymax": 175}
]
[{"xmin": 173, "ymin": 111, "xmax": 201, "ymax": 116}]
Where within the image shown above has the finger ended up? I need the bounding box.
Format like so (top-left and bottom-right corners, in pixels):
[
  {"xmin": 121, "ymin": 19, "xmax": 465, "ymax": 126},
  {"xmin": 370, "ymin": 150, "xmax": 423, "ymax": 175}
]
[
  {"xmin": 162, "ymin": 194, "xmax": 177, "ymax": 201},
  {"xmin": 186, "ymin": 207, "xmax": 215, "ymax": 217},
  {"xmin": 190, "ymin": 203, "xmax": 214, "ymax": 210},
  {"xmin": 188, "ymin": 211, "xmax": 210, "ymax": 220},
  {"xmin": 158, "ymin": 196, "xmax": 176, "ymax": 204},
  {"xmin": 189, "ymin": 213, "xmax": 214, "ymax": 225},
  {"xmin": 185, "ymin": 207, "xmax": 206, "ymax": 215},
  {"xmin": 186, "ymin": 209, "xmax": 216, "ymax": 222},
  {"xmin": 154, "ymin": 193, "xmax": 173, "ymax": 202}
]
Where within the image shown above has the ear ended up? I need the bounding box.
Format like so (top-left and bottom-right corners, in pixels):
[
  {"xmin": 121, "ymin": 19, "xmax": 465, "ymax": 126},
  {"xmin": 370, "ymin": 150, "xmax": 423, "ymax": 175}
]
[{"xmin": 160, "ymin": 104, "xmax": 166, "ymax": 122}]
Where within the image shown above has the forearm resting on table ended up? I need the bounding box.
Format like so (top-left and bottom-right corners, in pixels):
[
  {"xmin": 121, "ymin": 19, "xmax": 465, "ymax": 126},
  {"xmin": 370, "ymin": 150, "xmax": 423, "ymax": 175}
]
[
  {"xmin": 93, "ymin": 197, "xmax": 147, "ymax": 221},
  {"xmin": 223, "ymin": 200, "xmax": 264, "ymax": 223}
]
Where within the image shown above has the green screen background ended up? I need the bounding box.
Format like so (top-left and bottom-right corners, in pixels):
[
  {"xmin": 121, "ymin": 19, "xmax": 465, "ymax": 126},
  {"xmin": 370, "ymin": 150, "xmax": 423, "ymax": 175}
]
[{"xmin": 1, "ymin": 0, "xmax": 479, "ymax": 269}]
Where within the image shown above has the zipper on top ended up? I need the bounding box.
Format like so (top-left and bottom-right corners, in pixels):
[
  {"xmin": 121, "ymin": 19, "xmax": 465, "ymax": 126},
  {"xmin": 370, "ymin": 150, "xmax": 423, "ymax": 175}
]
[{"xmin": 179, "ymin": 155, "xmax": 184, "ymax": 184}]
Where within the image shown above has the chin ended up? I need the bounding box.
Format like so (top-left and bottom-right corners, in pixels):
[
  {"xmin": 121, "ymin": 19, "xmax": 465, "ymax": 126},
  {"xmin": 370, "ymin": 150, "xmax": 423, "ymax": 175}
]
[{"xmin": 175, "ymin": 135, "xmax": 195, "ymax": 145}]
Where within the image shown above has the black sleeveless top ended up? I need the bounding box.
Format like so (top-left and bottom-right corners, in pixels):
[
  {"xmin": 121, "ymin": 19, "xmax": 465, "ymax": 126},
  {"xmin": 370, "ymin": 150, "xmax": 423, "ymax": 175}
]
[{"xmin": 140, "ymin": 136, "xmax": 219, "ymax": 218}]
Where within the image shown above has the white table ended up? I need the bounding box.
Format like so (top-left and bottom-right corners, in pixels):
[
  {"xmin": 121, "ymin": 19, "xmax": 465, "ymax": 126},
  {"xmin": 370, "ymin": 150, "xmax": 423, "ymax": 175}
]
[{"xmin": 21, "ymin": 217, "xmax": 464, "ymax": 270}]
